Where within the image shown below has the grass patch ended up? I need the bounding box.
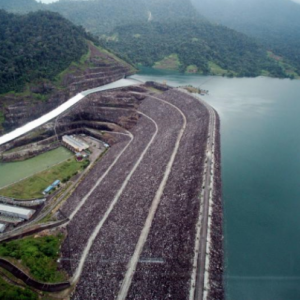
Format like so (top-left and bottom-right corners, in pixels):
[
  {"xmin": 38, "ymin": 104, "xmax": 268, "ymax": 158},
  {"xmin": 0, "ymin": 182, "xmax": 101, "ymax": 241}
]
[
  {"xmin": 185, "ymin": 65, "xmax": 198, "ymax": 73},
  {"xmin": 54, "ymin": 44, "xmax": 91, "ymax": 86},
  {"xmin": 208, "ymin": 61, "xmax": 228, "ymax": 76},
  {"xmin": 0, "ymin": 158, "xmax": 88, "ymax": 199},
  {"xmin": 0, "ymin": 111, "xmax": 4, "ymax": 129},
  {"xmin": 94, "ymin": 43, "xmax": 136, "ymax": 73},
  {"xmin": 0, "ymin": 276, "xmax": 37, "ymax": 300},
  {"xmin": 106, "ymin": 33, "xmax": 119, "ymax": 42},
  {"xmin": 0, "ymin": 233, "xmax": 66, "ymax": 283},
  {"xmin": 146, "ymin": 87, "xmax": 164, "ymax": 94},
  {"xmin": 260, "ymin": 70, "xmax": 271, "ymax": 76},
  {"xmin": 153, "ymin": 54, "xmax": 181, "ymax": 71},
  {"xmin": 1, "ymin": 84, "xmax": 31, "ymax": 98},
  {"xmin": 267, "ymin": 51, "xmax": 300, "ymax": 78}
]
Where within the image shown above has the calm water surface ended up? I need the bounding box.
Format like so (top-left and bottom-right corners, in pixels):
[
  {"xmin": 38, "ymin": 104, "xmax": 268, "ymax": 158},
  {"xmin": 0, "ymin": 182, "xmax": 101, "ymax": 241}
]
[
  {"xmin": 0, "ymin": 147, "xmax": 72, "ymax": 189},
  {"xmin": 133, "ymin": 68, "xmax": 300, "ymax": 300}
]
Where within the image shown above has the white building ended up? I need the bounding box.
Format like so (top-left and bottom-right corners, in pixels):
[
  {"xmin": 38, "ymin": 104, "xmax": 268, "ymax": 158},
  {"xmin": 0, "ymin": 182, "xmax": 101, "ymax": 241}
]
[
  {"xmin": 62, "ymin": 135, "xmax": 89, "ymax": 153},
  {"xmin": 0, "ymin": 223, "xmax": 6, "ymax": 233},
  {"xmin": 0, "ymin": 204, "xmax": 35, "ymax": 220}
]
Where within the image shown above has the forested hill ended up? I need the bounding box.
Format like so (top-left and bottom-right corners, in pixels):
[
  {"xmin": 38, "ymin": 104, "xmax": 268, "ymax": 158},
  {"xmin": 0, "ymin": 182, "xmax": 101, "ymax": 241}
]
[
  {"xmin": 0, "ymin": 0, "xmax": 41, "ymax": 13},
  {"xmin": 0, "ymin": 10, "xmax": 91, "ymax": 94},
  {"xmin": 104, "ymin": 21, "xmax": 288, "ymax": 78},
  {"xmin": 0, "ymin": 0, "xmax": 202, "ymax": 36},
  {"xmin": 49, "ymin": 0, "xmax": 201, "ymax": 36},
  {"xmin": 191, "ymin": 0, "xmax": 300, "ymax": 75},
  {"xmin": 0, "ymin": 0, "xmax": 298, "ymax": 78}
]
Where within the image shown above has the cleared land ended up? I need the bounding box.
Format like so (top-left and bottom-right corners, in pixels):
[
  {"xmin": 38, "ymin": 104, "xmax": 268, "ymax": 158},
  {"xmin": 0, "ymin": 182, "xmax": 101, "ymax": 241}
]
[
  {"xmin": 56, "ymin": 88, "xmax": 214, "ymax": 299},
  {"xmin": 153, "ymin": 54, "xmax": 181, "ymax": 71},
  {"xmin": 0, "ymin": 158, "xmax": 88, "ymax": 199}
]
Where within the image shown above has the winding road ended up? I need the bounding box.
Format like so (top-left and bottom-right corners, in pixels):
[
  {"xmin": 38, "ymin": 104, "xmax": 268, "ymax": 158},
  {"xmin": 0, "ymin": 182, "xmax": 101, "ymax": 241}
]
[
  {"xmin": 58, "ymin": 89, "xmax": 216, "ymax": 299},
  {"xmin": 0, "ymin": 80, "xmax": 218, "ymax": 299}
]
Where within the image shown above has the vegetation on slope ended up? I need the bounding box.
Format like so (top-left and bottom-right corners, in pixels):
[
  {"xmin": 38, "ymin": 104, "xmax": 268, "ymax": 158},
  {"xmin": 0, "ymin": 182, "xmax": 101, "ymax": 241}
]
[
  {"xmin": 0, "ymin": 0, "xmax": 41, "ymax": 13},
  {"xmin": 0, "ymin": 0, "xmax": 298, "ymax": 78},
  {"xmin": 104, "ymin": 21, "xmax": 287, "ymax": 77},
  {"xmin": 46, "ymin": 0, "xmax": 201, "ymax": 36},
  {"xmin": 0, "ymin": 157, "xmax": 89, "ymax": 199},
  {"xmin": 0, "ymin": 10, "xmax": 94, "ymax": 94},
  {"xmin": 0, "ymin": 234, "xmax": 66, "ymax": 283},
  {"xmin": 0, "ymin": 0, "xmax": 201, "ymax": 35},
  {"xmin": 0, "ymin": 276, "xmax": 37, "ymax": 300},
  {"xmin": 191, "ymin": 0, "xmax": 300, "ymax": 75}
]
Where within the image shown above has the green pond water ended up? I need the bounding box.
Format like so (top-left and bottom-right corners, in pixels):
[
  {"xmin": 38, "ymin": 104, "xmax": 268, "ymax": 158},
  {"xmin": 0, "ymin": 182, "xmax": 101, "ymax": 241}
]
[
  {"xmin": 133, "ymin": 68, "xmax": 300, "ymax": 300},
  {"xmin": 0, "ymin": 147, "xmax": 73, "ymax": 189}
]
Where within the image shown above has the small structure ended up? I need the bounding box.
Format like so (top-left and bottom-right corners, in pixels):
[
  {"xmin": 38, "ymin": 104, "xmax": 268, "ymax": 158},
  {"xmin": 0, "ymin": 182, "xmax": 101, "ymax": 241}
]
[
  {"xmin": 43, "ymin": 185, "xmax": 54, "ymax": 195},
  {"xmin": 62, "ymin": 135, "xmax": 89, "ymax": 153},
  {"xmin": 52, "ymin": 180, "xmax": 60, "ymax": 187},
  {"xmin": 43, "ymin": 180, "xmax": 61, "ymax": 195},
  {"xmin": 0, "ymin": 204, "xmax": 35, "ymax": 220},
  {"xmin": 75, "ymin": 152, "xmax": 83, "ymax": 161},
  {"xmin": 0, "ymin": 223, "xmax": 6, "ymax": 233}
]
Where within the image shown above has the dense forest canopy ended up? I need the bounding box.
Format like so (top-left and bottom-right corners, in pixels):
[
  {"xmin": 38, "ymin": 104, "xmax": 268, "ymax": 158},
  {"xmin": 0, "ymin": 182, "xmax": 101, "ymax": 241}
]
[
  {"xmin": 191, "ymin": 0, "xmax": 300, "ymax": 74},
  {"xmin": 0, "ymin": 10, "xmax": 91, "ymax": 94},
  {"xmin": 104, "ymin": 21, "xmax": 287, "ymax": 78},
  {"xmin": 0, "ymin": 0, "xmax": 299, "ymax": 78},
  {"xmin": 49, "ymin": 0, "xmax": 202, "ymax": 36},
  {"xmin": 0, "ymin": 0, "xmax": 202, "ymax": 35},
  {"xmin": 0, "ymin": 0, "xmax": 41, "ymax": 13}
]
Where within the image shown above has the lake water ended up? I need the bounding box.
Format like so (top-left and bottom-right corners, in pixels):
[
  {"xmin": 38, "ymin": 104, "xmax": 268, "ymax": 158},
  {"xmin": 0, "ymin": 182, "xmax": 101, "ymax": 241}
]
[
  {"xmin": 0, "ymin": 147, "xmax": 72, "ymax": 189},
  {"xmin": 133, "ymin": 68, "xmax": 300, "ymax": 300}
]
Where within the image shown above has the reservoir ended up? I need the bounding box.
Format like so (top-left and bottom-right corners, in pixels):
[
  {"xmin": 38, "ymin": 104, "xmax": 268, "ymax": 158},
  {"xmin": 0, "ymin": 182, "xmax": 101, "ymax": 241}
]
[
  {"xmin": 0, "ymin": 147, "xmax": 72, "ymax": 189},
  {"xmin": 133, "ymin": 68, "xmax": 300, "ymax": 300}
]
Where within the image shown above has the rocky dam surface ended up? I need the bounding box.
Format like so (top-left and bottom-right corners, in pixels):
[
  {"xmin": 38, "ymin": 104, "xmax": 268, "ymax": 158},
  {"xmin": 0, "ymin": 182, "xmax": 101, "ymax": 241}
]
[{"xmin": 0, "ymin": 78, "xmax": 223, "ymax": 299}]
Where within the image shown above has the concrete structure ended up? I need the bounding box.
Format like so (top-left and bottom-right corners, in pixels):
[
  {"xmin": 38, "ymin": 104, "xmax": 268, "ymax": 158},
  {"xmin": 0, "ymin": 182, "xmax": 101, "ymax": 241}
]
[
  {"xmin": 43, "ymin": 186, "xmax": 54, "ymax": 195},
  {"xmin": 0, "ymin": 223, "xmax": 6, "ymax": 233},
  {"xmin": 0, "ymin": 204, "xmax": 35, "ymax": 220},
  {"xmin": 43, "ymin": 180, "xmax": 61, "ymax": 195},
  {"xmin": 52, "ymin": 180, "xmax": 61, "ymax": 187},
  {"xmin": 62, "ymin": 135, "xmax": 89, "ymax": 153},
  {"xmin": 0, "ymin": 78, "xmax": 140, "ymax": 146}
]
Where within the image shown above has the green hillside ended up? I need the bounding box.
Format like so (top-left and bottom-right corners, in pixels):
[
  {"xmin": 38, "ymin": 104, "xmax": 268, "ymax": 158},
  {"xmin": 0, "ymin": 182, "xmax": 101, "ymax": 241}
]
[
  {"xmin": 191, "ymin": 0, "xmax": 300, "ymax": 75},
  {"xmin": 0, "ymin": 10, "xmax": 94, "ymax": 94},
  {"xmin": 104, "ymin": 21, "xmax": 288, "ymax": 78},
  {"xmin": 0, "ymin": 0, "xmax": 298, "ymax": 78},
  {"xmin": 0, "ymin": 0, "xmax": 41, "ymax": 13},
  {"xmin": 49, "ymin": 0, "xmax": 201, "ymax": 36}
]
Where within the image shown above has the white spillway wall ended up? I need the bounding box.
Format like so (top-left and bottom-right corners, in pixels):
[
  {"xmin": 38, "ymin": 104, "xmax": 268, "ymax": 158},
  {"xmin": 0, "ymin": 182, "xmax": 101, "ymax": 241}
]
[
  {"xmin": 0, "ymin": 223, "xmax": 6, "ymax": 233},
  {"xmin": 0, "ymin": 78, "xmax": 141, "ymax": 146}
]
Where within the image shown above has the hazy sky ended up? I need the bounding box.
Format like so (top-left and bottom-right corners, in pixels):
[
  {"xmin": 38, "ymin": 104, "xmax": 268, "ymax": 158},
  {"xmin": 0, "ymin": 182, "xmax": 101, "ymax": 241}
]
[{"xmin": 291, "ymin": 0, "xmax": 300, "ymax": 4}]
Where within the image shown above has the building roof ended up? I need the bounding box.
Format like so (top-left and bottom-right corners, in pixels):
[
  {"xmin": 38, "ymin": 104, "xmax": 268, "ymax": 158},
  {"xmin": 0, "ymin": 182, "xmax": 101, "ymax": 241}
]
[
  {"xmin": 0, "ymin": 204, "xmax": 34, "ymax": 217},
  {"xmin": 44, "ymin": 186, "xmax": 53, "ymax": 193},
  {"xmin": 63, "ymin": 135, "xmax": 89, "ymax": 151},
  {"xmin": 52, "ymin": 180, "xmax": 60, "ymax": 186}
]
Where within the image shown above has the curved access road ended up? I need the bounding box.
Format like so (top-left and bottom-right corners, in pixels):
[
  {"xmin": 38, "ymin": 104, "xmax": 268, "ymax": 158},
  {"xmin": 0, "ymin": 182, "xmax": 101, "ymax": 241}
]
[
  {"xmin": 0, "ymin": 78, "xmax": 140, "ymax": 146},
  {"xmin": 62, "ymin": 89, "xmax": 212, "ymax": 300},
  {"xmin": 116, "ymin": 93, "xmax": 187, "ymax": 300}
]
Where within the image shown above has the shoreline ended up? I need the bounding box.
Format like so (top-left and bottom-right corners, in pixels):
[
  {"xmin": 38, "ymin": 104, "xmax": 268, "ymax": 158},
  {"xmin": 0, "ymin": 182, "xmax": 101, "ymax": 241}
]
[{"xmin": 207, "ymin": 112, "xmax": 224, "ymax": 299}]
